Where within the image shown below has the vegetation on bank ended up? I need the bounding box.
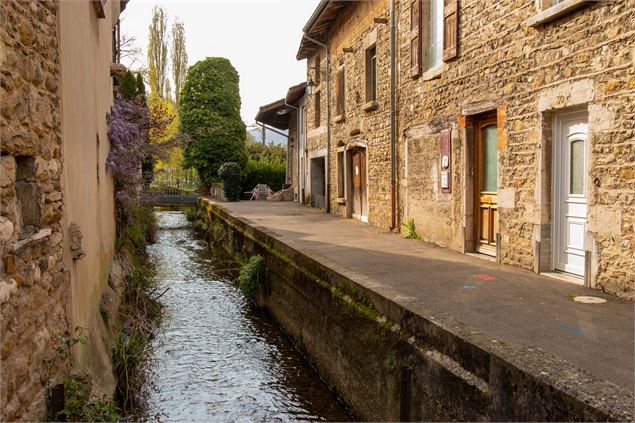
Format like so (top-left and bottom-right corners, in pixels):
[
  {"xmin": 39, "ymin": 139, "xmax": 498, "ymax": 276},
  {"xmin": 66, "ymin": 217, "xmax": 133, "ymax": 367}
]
[{"xmin": 239, "ymin": 255, "xmax": 264, "ymax": 298}]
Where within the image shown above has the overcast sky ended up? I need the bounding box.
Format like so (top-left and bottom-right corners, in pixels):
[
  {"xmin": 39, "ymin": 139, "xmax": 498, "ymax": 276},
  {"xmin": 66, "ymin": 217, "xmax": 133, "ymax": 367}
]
[{"xmin": 120, "ymin": 0, "xmax": 318, "ymax": 125}]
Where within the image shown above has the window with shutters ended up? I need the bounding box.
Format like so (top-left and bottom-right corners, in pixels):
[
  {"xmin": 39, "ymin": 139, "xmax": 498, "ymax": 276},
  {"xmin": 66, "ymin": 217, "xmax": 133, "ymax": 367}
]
[
  {"xmin": 410, "ymin": 0, "xmax": 459, "ymax": 78},
  {"xmin": 335, "ymin": 65, "xmax": 345, "ymax": 120}
]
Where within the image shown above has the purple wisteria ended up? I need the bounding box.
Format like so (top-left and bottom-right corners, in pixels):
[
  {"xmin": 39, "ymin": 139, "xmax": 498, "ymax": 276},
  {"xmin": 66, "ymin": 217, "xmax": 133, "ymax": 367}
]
[{"xmin": 106, "ymin": 96, "xmax": 154, "ymax": 203}]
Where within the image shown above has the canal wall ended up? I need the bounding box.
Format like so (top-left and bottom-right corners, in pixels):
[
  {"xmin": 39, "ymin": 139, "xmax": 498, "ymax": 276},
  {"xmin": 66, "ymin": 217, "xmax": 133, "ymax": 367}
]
[{"xmin": 197, "ymin": 198, "xmax": 633, "ymax": 421}]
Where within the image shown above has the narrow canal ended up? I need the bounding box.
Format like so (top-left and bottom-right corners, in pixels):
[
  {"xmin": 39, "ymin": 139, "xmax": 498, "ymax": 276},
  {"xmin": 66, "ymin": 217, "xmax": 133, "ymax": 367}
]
[{"xmin": 144, "ymin": 211, "xmax": 351, "ymax": 422}]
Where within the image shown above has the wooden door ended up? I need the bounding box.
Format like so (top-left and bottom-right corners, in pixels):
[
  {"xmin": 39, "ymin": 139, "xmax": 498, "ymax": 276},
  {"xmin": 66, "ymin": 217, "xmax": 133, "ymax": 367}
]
[
  {"xmin": 475, "ymin": 118, "xmax": 498, "ymax": 256},
  {"xmin": 552, "ymin": 111, "xmax": 588, "ymax": 277},
  {"xmin": 351, "ymin": 149, "xmax": 366, "ymax": 219}
]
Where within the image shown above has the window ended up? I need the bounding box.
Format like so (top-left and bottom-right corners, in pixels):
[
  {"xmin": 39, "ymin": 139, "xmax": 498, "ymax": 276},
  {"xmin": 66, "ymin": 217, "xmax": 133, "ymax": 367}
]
[
  {"xmin": 337, "ymin": 149, "xmax": 345, "ymax": 198},
  {"xmin": 526, "ymin": 0, "xmax": 593, "ymax": 27},
  {"xmin": 336, "ymin": 65, "xmax": 345, "ymax": 117},
  {"xmin": 410, "ymin": 0, "xmax": 459, "ymax": 77},
  {"xmin": 365, "ymin": 45, "xmax": 377, "ymax": 102},
  {"xmin": 314, "ymin": 91, "xmax": 321, "ymax": 128},
  {"xmin": 423, "ymin": 0, "xmax": 443, "ymax": 71}
]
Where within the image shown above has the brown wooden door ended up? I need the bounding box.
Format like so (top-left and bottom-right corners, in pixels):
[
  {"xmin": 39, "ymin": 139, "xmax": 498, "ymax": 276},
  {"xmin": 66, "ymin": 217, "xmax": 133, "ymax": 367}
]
[
  {"xmin": 351, "ymin": 149, "xmax": 366, "ymax": 219},
  {"xmin": 475, "ymin": 118, "xmax": 498, "ymax": 256}
]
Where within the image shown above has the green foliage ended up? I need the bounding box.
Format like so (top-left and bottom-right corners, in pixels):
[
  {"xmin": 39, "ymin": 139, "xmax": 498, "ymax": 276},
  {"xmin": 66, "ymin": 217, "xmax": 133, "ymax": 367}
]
[
  {"xmin": 136, "ymin": 73, "xmax": 147, "ymax": 105},
  {"xmin": 52, "ymin": 378, "xmax": 121, "ymax": 422},
  {"xmin": 402, "ymin": 218, "xmax": 422, "ymax": 240},
  {"xmin": 239, "ymin": 255, "xmax": 264, "ymax": 298},
  {"xmin": 112, "ymin": 332, "xmax": 149, "ymax": 412},
  {"xmin": 241, "ymin": 159, "xmax": 286, "ymax": 199},
  {"xmin": 119, "ymin": 70, "xmax": 138, "ymax": 101},
  {"xmin": 117, "ymin": 204, "xmax": 157, "ymax": 253},
  {"xmin": 218, "ymin": 162, "xmax": 242, "ymax": 201},
  {"xmin": 183, "ymin": 206, "xmax": 197, "ymax": 222},
  {"xmin": 180, "ymin": 57, "xmax": 247, "ymax": 186},
  {"xmin": 245, "ymin": 137, "xmax": 286, "ymax": 163}
]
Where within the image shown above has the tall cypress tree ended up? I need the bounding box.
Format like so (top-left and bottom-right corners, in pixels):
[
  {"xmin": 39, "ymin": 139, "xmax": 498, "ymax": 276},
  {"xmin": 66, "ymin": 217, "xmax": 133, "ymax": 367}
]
[
  {"xmin": 119, "ymin": 70, "xmax": 138, "ymax": 100},
  {"xmin": 136, "ymin": 73, "xmax": 147, "ymax": 106},
  {"xmin": 180, "ymin": 58, "xmax": 247, "ymax": 186}
]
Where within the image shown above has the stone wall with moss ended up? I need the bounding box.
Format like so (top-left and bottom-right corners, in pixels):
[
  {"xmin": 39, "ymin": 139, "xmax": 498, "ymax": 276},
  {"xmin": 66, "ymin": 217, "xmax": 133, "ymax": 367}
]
[{"xmin": 196, "ymin": 198, "xmax": 633, "ymax": 421}]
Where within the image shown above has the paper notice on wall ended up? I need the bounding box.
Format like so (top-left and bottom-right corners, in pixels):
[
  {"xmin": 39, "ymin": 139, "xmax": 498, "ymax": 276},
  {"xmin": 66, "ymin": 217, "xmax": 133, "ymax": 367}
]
[{"xmin": 441, "ymin": 171, "xmax": 449, "ymax": 189}]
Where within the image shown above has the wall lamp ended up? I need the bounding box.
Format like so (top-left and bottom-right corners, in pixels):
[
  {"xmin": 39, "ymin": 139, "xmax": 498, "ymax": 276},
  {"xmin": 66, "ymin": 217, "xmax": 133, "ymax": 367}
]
[{"xmin": 306, "ymin": 79, "xmax": 316, "ymax": 96}]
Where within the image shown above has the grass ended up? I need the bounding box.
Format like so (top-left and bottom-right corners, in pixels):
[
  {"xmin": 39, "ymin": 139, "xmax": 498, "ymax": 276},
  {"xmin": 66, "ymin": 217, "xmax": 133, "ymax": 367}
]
[
  {"xmin": 402, "ymin": 218, "xmax": 422, "ymax": 240},
  {"xmin": 111, "ymin": 202, "xmax": 164, "ymax": 417},
  {"xmin": 239, "ymin": 255, "xmax": 264, "ymax": 298}
]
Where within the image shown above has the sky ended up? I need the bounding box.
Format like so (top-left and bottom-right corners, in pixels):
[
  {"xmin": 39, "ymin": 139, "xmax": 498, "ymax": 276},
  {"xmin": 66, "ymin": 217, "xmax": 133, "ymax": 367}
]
[{"xmin": 119, "ymin": 0, "xmax": 318, "ymax": 126}]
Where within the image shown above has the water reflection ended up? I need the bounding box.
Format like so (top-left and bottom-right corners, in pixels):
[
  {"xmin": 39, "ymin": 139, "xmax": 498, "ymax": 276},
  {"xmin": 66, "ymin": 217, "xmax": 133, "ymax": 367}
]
[{"xmin": 145, "ymin": 211, "xmax": 351, "ymax": 422}]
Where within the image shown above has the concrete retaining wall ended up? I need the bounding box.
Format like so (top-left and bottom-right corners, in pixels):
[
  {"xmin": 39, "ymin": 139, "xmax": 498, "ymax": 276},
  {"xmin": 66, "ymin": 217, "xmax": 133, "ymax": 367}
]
[{"xmin": 197, "ymin": 197, "xmax": 633, "ymax": 421}]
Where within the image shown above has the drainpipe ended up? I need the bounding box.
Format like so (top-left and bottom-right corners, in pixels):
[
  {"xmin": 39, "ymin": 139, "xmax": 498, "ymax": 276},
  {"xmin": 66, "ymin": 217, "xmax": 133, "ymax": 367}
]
[
  {"xmin": 302, "ymin": 33, "xmax": 330, "ymax": 213},
  {"xmin": 284, "ymin": 100, "xmax": 299, "ymax": 187},
  {"xmin": 389, "ymin": 0, "xmax": 397, "ymax": 231}
]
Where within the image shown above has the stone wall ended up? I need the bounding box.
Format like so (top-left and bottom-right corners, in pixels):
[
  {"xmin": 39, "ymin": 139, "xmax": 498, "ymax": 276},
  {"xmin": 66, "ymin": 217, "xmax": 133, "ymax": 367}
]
[
  {"xmin": 395, "ymin": 0, "xmax": 634, "ymax": 297},
  {"xmin": 0, "ymin": 0, "xmax": 123, "ymax": 419},
  {"xmin": 302, "ymin": 0, "xmax": 634, "ymax": 298},
  {"xmin": 198, "ymin": 198, "xmax": 634, "ymax": 421},
  {"xmin": 0, "ymin": 1, "xmax": 70, "ymax": 419}
]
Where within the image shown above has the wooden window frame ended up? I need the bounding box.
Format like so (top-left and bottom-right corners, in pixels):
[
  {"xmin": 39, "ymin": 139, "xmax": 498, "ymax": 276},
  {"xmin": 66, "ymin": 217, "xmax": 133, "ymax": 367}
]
[{"xmin": 365, "ymin": 44, "xmax": 377, "ymax": 103}]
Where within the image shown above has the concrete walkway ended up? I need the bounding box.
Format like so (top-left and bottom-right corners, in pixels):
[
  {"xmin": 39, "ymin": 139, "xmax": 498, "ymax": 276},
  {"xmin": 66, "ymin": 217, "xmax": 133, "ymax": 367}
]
[{"xmin": 211, "ymin": 200, "xmax": 634, "ymax": 392}]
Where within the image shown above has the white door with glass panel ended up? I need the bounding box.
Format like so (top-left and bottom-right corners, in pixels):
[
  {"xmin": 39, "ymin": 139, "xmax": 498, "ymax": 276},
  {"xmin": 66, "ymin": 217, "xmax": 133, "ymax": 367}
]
[{"xmin": 552, "ymin": 111, "xmax": 588, "ymax": 278}]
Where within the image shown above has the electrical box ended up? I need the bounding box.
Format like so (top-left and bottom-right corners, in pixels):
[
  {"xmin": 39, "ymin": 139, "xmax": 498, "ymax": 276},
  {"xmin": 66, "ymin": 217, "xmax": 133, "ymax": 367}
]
[{"xmin": 440, "ymin": 129, "xmax": 451, "ymax": 193}]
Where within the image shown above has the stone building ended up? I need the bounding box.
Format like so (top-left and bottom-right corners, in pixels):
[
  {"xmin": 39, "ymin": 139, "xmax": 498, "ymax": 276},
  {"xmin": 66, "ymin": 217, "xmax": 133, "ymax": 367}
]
[
  {"xmin": 255, "ymin": 82, "xmax": 305, "ymax": 201},
  {"xmin": 292, "ymin": 0, "xmax": 634, "ymax": 299},
  {"xmin": 1, "ymin": 0, "xmax": 126, "ymax": 419}
]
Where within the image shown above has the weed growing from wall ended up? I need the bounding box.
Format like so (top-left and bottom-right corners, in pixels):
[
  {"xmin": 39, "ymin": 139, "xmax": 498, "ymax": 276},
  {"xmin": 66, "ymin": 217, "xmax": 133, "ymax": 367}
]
[
  {"xmin": 239, "ymin": 255, "xmax": 264, "ymax": 298},
  {"xmin": 402, "ymin": 219, "xmax": 422, "ymax": 240},
  {"xmin": 49, "ymin": 378, "xmax": 120, "ymax": 422}
]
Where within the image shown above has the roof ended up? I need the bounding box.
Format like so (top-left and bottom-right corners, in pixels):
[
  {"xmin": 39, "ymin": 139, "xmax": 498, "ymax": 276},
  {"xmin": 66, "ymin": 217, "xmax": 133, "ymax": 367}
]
[
  {"xmin": 255, "ymin": 83, "xmax": 306, "ymax": 130},
  {"xmin": 296, "ymin": 0, "xmax": 349, "ymax": 60},
  {"xmin": 254, "ymin": 99, "xmax": 292, "ymax": 130},
  {"xmin": 285, "ymin": 82, "xmax": 306, "ymax": 105}
]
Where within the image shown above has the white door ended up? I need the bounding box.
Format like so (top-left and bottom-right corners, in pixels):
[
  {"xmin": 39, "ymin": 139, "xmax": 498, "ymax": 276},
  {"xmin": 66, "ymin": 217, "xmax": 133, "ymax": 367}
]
[{"xmin": 552, "ymin": 111, "xmax": 588, "ymax": 277}]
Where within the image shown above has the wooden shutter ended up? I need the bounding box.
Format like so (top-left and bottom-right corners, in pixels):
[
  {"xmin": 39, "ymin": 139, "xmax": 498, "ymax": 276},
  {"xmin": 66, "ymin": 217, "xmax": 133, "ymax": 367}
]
[
  {"xmin": 443, "ymin": 0, "xmax": 459, "ymax": 61},
  {"xmin": 92, "ymin": 0, "xmax": 107, "ymax": 18},
  {"xmin": 336, "ymin": 66, "xmax": 345, "ymax": 116},
  {"xmin": 410, "ymin": 0, "xmax": 422, "ymax": 77}
]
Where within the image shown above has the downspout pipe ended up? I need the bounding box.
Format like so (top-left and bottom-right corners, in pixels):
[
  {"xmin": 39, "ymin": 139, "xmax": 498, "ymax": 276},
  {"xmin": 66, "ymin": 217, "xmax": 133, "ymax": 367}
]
[
  {"xmin": 284, "ymin": 100, "xmax": 299, "ymax": 187},
  {"xmin": 302, "ymin": 33, "xmax": 330, "ymax": 213},
  {"xmin": 389, "ymin": 0, "xmax": 397, "ymax": 231}
]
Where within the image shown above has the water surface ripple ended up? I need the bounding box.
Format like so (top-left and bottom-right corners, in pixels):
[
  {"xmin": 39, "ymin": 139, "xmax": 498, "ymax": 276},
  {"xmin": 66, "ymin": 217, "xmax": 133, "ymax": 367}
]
[{"xmin": 145, "ymin": 211, "xmax": 351, "ymax": 422}]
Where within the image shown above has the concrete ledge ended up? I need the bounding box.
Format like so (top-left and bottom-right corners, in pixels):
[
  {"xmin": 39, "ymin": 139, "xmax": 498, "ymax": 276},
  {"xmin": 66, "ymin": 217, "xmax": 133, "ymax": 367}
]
[{"xmin": 199, "ymin": 197, "xmax": 634, "ymax": 421}]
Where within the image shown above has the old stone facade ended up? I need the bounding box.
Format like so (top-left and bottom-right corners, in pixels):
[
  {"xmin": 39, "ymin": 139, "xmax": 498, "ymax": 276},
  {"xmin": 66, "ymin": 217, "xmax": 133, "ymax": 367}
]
[
  {"xmin": 292, "ymin": 0, "xmax": 634, "ymax": 299},
  {"xmin": 0, "ymin": 0, "xmax": 123, "ymax": 419}
]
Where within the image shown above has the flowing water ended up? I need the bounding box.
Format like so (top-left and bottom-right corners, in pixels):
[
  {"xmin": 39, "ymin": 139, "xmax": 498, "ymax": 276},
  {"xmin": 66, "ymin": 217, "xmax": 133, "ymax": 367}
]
[{"xmin": 144, "ymin": 211, "xmax": 351, "ymax": 422}]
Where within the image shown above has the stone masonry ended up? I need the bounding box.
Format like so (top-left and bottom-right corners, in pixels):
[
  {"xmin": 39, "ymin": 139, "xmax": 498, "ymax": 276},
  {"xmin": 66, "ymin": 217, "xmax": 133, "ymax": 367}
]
[
  {"xmin": 297, "ymin": 0, "xmax": 634, "ymax": 299},
  {"xmin": 0, "ymin": 1, "xmax": 70, "ymax": 419}
]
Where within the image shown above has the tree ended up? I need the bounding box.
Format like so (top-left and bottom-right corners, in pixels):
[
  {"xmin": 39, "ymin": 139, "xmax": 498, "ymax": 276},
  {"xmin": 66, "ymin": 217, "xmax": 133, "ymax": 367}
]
[
  {"xmin": 136, "ymin": 73, "xmax": 147, "ymax": 106},
  {"xmin": 119, "ymin": 33, "xmax": 142, "ymax": 68},
  {"xmin": 170, "ymin": 18, "xmax": 188, "ymax": 107},
  {"xmin": 119, "ymin": 70, "xmax": 138, "ymax": 101},
  {"xmin": 147, "ymin": 6, "xmax": 169, "ymax": 99},
  {"xmin": 180, "ymin": 58, "xmax": 247, "ymax": 186}
]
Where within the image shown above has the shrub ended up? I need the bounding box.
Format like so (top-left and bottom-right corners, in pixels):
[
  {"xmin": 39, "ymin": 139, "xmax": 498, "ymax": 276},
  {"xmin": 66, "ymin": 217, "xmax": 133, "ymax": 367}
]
[
  {"xmin": 239, "ymin": 255, "xmax": 264, "ymax": 298},
  {"xmin": 241, "ymin": 159, "xmax": 285, "ymax": 199},
  {"xmin": 402, "ymin": 218, "xmax": 422, "ymax": 240},
  {"xmin": 181, "ymin": 58, "xmax": 247, "ymax": 186},
  {"xmin": 51, "ymin": 377, "xmax": 121, "ymax": 422},
  {"xmin": 218, "ymin": 162, "xmax": 242, "ymax": 201}
]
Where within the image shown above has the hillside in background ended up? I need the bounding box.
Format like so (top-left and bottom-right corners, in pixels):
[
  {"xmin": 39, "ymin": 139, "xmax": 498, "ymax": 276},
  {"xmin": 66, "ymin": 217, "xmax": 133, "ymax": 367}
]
[{"xmin": 248, "ymin": 127, "xmax": 287, "ymax": 146}]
